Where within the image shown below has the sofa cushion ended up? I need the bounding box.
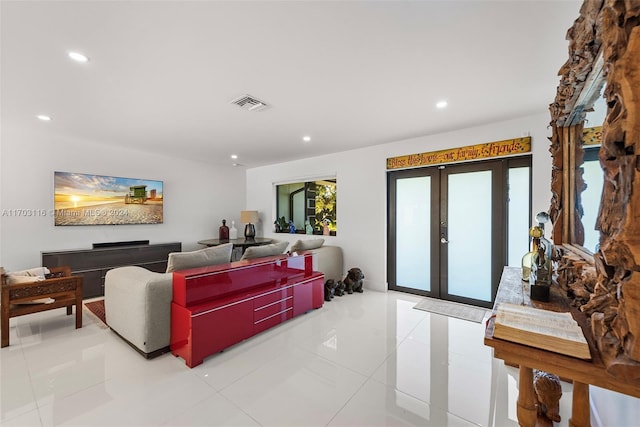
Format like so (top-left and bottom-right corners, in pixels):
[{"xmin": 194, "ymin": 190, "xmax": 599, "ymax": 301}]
[
  {"xmin": 290, "ymin": 238, "xmax": 324, "ymax": 252},
  {"xmin": 240, "ymin": 241, "xmax": 289, "ymax": 260},
  {"xmin": 166, "ymin": 243, "xmax": 233, "ymax": 273}
]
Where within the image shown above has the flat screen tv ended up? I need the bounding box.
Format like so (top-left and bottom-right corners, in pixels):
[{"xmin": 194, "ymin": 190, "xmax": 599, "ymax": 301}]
[{"xmin": 54, "ymin": 171, "xmax": 163, "ymax": 226}]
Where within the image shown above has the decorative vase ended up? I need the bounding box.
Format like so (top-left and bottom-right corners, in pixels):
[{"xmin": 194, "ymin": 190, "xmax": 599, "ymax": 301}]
[
  {"xmin": 229, "ymin": 220, "xmax": 238, "ymax": 239},
  {"xmin": 219, "ymin": 219, "xmax": 229, "ymax": 240}
]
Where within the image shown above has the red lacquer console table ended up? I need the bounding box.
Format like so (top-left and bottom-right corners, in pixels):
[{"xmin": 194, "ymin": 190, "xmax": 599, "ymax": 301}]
[{"xmin": 170, "ymin": 251, "xmax": 324, "ymax": 367}]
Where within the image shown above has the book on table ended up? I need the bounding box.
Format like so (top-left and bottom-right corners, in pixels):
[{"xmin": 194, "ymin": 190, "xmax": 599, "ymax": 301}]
[{"xmin": 493, "ymin": 302, "xmax": 591, "ymax": 360}]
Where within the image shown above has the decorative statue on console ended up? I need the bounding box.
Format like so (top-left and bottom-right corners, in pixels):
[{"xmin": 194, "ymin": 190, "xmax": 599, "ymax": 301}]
[{"xmin": 343, "ymin": 267, "xmax": 365, "ymax": 294}]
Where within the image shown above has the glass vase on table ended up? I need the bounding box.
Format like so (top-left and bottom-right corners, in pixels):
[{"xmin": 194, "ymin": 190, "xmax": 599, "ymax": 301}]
[{"xmin": 219, "ymin": 219, "xmax": 230, "ymax": 241}]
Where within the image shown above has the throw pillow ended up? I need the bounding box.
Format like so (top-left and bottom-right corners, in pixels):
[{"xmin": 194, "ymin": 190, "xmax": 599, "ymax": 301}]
[
  {"xmin": 166, "ymin": 243, "xmax": 233, "ymax": 273},
  {"xmin": 240, "ymin": 241, "xmax": 289, "ymax": 261},
  {"xmin": 290, "ymin": 238, "xmax": 324, "ymax": 252},
  {"xmin": 8, "ymin": 266, "xmax": 50, "ymax": 278},
  {"xmin": 6, "ymin": 266, "xmax": 51, "ymax": 285},
  {"xmin": 6, "ymin": 275, "xmax": 42, "ymax": 285}
]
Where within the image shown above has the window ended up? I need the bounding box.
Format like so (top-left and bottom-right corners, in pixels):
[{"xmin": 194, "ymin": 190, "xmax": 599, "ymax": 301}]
[{"xmin": 275, "ymin": 179, "xmax": 336, "ymax": 235}]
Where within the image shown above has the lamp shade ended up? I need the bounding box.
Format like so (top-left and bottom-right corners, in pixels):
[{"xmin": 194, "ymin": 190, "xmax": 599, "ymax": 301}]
[{"xmin": 240, "ymin": 210, "xmax": 259, "ymax": 224}]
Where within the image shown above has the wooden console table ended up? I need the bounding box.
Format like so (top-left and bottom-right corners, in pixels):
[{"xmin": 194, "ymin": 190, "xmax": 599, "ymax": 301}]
[
  {"xmin": 1, "ymin": 266, "xmax": 82, "ymax": 347},
  {"xmin": 171, "ymin": 251, "xmax": 323, "ymax": 367},
  {"xmin": 485, "ymin": 267, "xmax": 640, "ymax": 427}
]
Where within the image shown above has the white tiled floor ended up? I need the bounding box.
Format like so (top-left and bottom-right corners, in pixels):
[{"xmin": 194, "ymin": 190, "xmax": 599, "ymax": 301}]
[{"xmin": 1, "ymin": 291, "xmax": 577, "ymax": 426}]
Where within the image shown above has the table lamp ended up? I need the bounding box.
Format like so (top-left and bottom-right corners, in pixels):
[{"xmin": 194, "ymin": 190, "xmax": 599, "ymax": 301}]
[{"xmin": 240, "ymin": 210, "xmax": 259, "ymax": 239}]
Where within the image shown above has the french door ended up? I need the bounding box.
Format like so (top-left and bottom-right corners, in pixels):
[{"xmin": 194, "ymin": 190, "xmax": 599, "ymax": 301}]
[{"xmin": 387, "ymin": 157, "xmax": 530, "ymax": 308}]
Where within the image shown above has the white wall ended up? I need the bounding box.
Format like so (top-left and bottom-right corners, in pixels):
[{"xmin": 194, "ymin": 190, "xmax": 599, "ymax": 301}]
[
  {"xmin": 247, "ymin": 112, "xmax": 553, "ymax": 292},
  {"xmin": 0, "ymin": 125, "xmax": 246, "ymax": 270}
]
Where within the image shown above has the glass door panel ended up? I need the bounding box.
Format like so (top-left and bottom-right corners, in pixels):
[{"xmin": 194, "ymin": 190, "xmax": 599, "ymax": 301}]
[
  {"xmin": 396, "ymin": 177, "xmax": 431, "ymax": 292},
  {"xmin": 507, "ymin": 166, "xmax": 531, "ymax": 266},
  {"xmin": 445, "ymin": 170, "xmax": 492, "ymax": 302}
]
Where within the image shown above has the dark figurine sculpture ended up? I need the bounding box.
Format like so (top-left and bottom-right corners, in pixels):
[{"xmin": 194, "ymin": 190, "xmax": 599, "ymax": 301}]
[
  {"xmin": 533, "ymin": 369, "xmax": 562, "ymax": 423},
  {"xmin": 334, "ymin": 280, "xmax": 346, "ymax": 297},
  {"xmin": 343, "ymin": 267, "xmax": 365, "ymax": 294},
  {"xmin": 324, "ymin": 279, "xmax": 337, "ymax": 301}
]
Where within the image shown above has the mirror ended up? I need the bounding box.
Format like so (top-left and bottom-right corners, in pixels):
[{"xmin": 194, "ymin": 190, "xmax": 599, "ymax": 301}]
[
  {"xmin": 580, "ymin": 95, "xmax": 606, "ymax": 253},
  {"xmin": 548, "ymin": 1, "xmax": 605, "ymax": 253}
]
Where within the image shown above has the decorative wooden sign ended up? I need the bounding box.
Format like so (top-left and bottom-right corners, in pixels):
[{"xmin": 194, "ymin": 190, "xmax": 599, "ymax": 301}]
[
  {"xmin": 583, "ymin": 126, "xmax": 602, "ymax": 146},
  {"xmin": 386, "ymin": 136, "xmax": 531, "ymax": 170}
]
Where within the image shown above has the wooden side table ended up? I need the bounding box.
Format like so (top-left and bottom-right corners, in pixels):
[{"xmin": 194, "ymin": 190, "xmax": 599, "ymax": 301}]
[
  {"xmin": 484, "ymin": 267, "xmax": 640, "ymax": 427},
  {"xmin": 1, "ymin": 266, "xmax": 83, "ymax": 347}
]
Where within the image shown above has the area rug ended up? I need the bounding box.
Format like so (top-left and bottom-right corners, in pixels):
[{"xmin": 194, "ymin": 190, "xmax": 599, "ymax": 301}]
[
  {"xmin": 83, "ymin": 299, "xmax": 109, "ymax": 328},
  {"xmin": 413, "ymin": 297, "xmax": 490, "ymax": 323}
]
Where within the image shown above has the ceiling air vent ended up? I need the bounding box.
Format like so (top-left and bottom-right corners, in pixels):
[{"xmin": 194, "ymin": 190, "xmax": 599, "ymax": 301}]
[{"xmin": 230, "ymin": 94, "xmax": 269, "ymax": 112}]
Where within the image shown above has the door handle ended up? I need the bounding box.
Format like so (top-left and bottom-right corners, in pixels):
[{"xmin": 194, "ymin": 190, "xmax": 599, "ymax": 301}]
[{"xmin": 440, "ymin": 223, "xmax": 448, "ymax": 244}]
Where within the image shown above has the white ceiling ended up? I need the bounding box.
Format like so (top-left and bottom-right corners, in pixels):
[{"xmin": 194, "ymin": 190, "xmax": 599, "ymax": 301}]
[{"xmin": 1, "ymin": 0, "xmax": 582, "ymax": 167}]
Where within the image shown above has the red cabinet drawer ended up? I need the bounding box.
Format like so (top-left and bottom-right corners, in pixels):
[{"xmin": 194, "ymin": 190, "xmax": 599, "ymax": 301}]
[
  {"xmin": 253, "ymin": 286, "xmax": 293, "ymax": 308},
  {"xmin": 254, "ymin": 307, "xmax": 293, "ymax": 334},
  {"xmin": 254, "ymin": 296, "xmax": 293, "ymax": 323}
]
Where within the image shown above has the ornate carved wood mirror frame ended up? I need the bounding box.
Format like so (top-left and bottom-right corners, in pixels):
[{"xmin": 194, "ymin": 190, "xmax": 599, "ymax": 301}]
[
  {"xmin": 549, "ymin": 1, "xmax": 605, "ymax": 250},
  {"xmin": 550, "ymin": 0, "xmax": 640, "ymax": 380}
]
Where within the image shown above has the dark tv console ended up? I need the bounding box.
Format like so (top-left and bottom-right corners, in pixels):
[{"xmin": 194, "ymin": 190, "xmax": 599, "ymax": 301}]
[
  {"xmin": 42, "ymin": 242, "xmax": 181, "ymax": 298},
  {"xmin": 93, "ymin": 240, "xmax": 150, "ymax": 249}
]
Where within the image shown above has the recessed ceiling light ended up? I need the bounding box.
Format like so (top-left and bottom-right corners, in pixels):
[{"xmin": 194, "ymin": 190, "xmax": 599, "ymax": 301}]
[
  {"xmin": 436, "ymin": 101, "xmax": 448, "ymax": 109},
  {"xmin": 303, "ymin": 136, "xmax": 311, "ymax": 142},
  {"xmin": 230, "ymin": 154, "xmax": 238, "ymax": 159},
  {"xmin": 68, "ymin": 51, "xmax": 89, "ymax": 63},
  {"xmin": 36, "ymin": 115, "xmax": 52, "ymax": 121}
]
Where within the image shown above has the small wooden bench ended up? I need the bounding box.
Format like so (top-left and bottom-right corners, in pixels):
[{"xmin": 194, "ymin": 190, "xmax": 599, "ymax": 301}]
[{"xmin": 1, "ymin": 266, "xmax": 83, "ymax": 347}]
